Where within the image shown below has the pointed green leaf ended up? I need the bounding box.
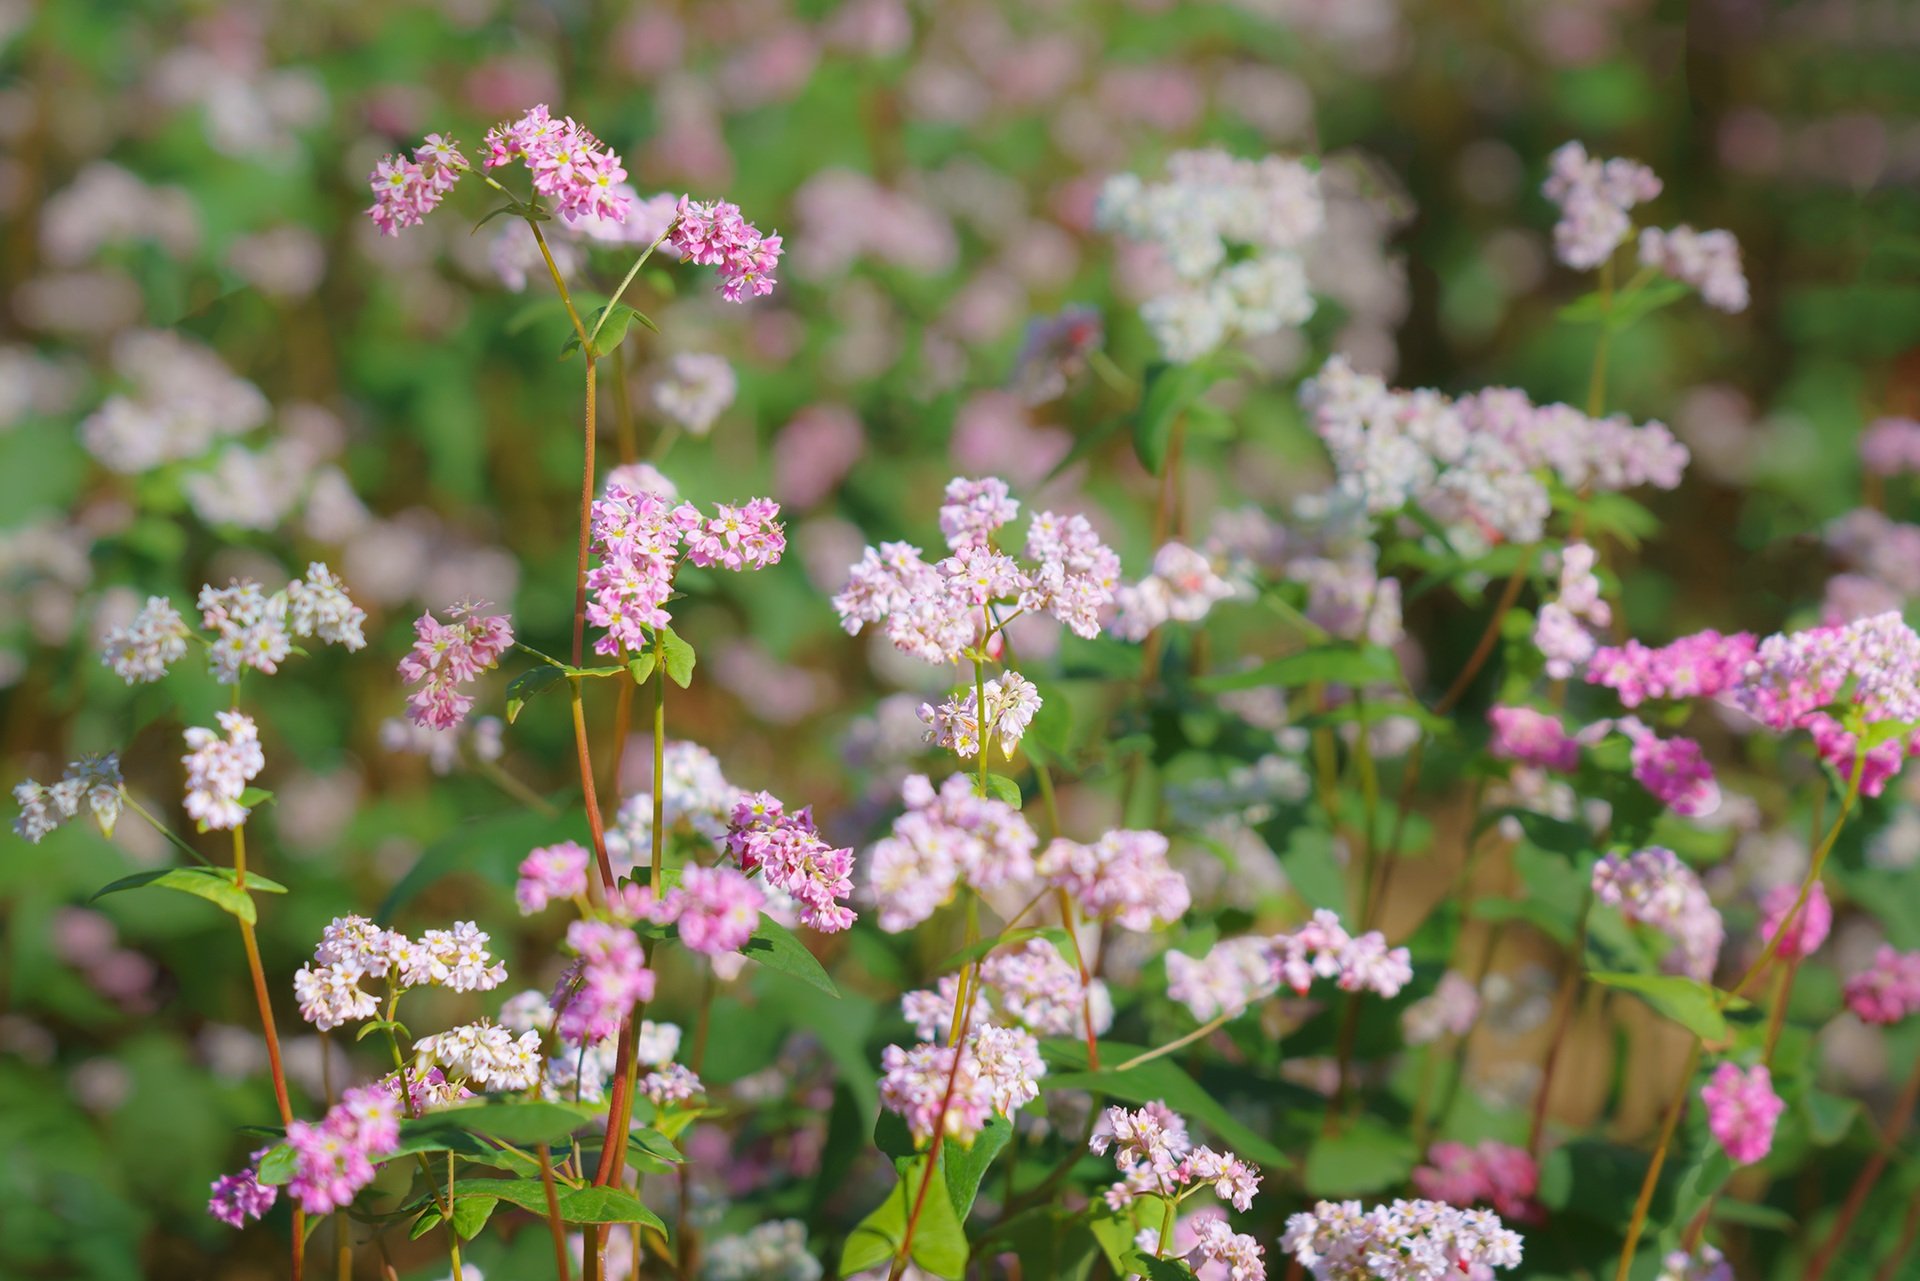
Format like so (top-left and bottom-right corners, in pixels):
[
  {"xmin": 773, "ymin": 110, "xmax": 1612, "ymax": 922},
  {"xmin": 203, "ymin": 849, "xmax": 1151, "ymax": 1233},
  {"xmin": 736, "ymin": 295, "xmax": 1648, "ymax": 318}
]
[
  {"xmin": 89, "ymin": 866, "xmax": 272, "ymax": 924},
  {"xmin": 628, "ymin": 651, "xmax": 657, "ymax": 685},
  {"xmin": 978, "ymin": 772, "xmax": 1023, "ymax": 808},
  {"xmin": 505, "ymin": 664, "xmax": 568, "ymax": 724},
  {"xmin": 660, "ymin": 627, "xmax": 696, "ymax": 689},
  {"xmin": 741, "ymin": 914, "xmax": 838, "ymax": 997},
  {"xmin": 1588, "ymin": 971, "xmax": 1738, "ymax": 1042}
]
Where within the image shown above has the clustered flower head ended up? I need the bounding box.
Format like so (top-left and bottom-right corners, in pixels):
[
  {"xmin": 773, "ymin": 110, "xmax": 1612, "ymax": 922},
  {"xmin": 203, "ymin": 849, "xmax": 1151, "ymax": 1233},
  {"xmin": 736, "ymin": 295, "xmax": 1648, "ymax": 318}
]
[
  {"xmin": 725, "ymin": 790, "xmax": 856, "ymax": 932},
  {"xmin": 1486, "ymin": 706, "xmax": 1580, "ymax": 772},
  {"xmin": 1282, "ymin": 1199, "xmax": 1524, "ymax": 1280},
  {"xmin": 834, "ymin": 477, "xmax": 1120, "ymax": 664},
  {"xmin": 1620, "ymin": 720, "xmax": 1721, "ymax": 819},
  {"xmin": 605, "ymin": 740, "xmax": 739, "ymax": 872},
  {"xmin": 482, "ymin": 105, "xmax": 630, "ymax": 224},
  {"xmin": 1097, "ymin": 148, "xmax": 1322, "ymax": 361},
  {"xmin": 1534, "ymin": 543, "xmax": 1612, "ymax": 681},
  {"xmin": 702, "ymin": 1220, "xmax": 823, "ymax": 1281},
  {"xmin": 1639, "ymin": 226, "xmax": 1749, "ymax": 313},
  {"xmin": 919, "ymin": 671, "xmax": 1043, "ymax": 760},
  {"xmin": 1402, "ymin": 971, "xmax": 1482, "ymax": 1046},
  {"xmin": 294, "ymin": 915, "xmax": 508, "ymax": 1032},
  {"xmin": 100, "ymin": 596, "xmax": 189, "ymax": 684},
  {"xmin": 367, "ymin": 132, "xmax": 469, "ymax": 235},
  {"xmin": 1111, "ymin": 541, "xmax": 1239, "ymax": 641},
  {"xmin": 643, "ymin": 863, "xmax": 766, "ymax": 955},
  {"xmin": 975, "ymin": 937, "xmax": 1113, "ymax": 1038},
  {"xmin": 208, "ymin": 1152, "xmax": 278, "ymax": 1228},
  {"xmin": 1542, "ymin": 141, "xmax": 1661, "ymax": 270},
  {"xmin": 1090, "ymin": 1103, "xmax": 1263, "ymax": 1214},
  {"xmin": 867, "ymin": 772, "xmax": 1038, "ymax": 932},
  {"xmin": 1302, "ymin": 358, "xmax": 1687, "ymax": 559},
  {"xmin": 13, "ymin": 752, "xmax": 121, "ymax": 844},
  {"xmin": 668, "ymin": 196, "xmax": 783, "ymax": 301},
  {"xmin": 1757, "ymin": 880, "xmax": 1831, "ymax": 960},
  {"xmin": 188, "ymin": 563, "xmax": 366, "ymax": 685},
  {"xmin": 1701, "ymin": 1061, "xmax": 1784, "ymax": 1165},
  {"xmin": 398, "ymin": 601, "xmax": 514, "ymax": 730},
  {"xmin": 1039, "ymin": 828, "xmax": 1191, "ymax": 932},
  {"xmin": 182, "ymin": 710, "xmax": 266, "ymax": 830},
  {"xmin": 649, "ymin": 352, "xmax": 737, "ymax": 436},
  {"xmin": 516, "ymin": 840, "xmax": 591, "ymax": 914},
  {"xmin": 587, "ymin": 483, "xmax": 784, "ymax": 656},
  {"xmin": 1167, "ymin": 936, "xmax": 1278, "ymax": 1022},
  {"xmin": 554, "ymin": 920, "xmax": 655, "ymax": 1045},
  {"xmin": 1658, "ymin": 1245, "xmax": 1734, "ymax": 1281},
  {"xmin": 1591, "ymin": 848, "xmax": 1725, "ymax": 980},
  {"xmin": 278, "ymin": 1079, "xmax": 405, "ymax": 1213},
  {"xmin": 1860, "ymin": 416, "xmax": 1920, "ymax": 477},
  {"xmin": 1843, "ymin": 945, "xmax": 1920, "ymax": 1024},
  {"xmin": 1411, "ymin": 1142, "xmax": 1540, "ymax": 1223},
  {"xmin": 1585, "ymin": 629, "xmax": 1757, "ymax": 707},
  {"xmin": 412, "ymin": 1019, "xmax": 543, "ymax": 1092},
  {"xmin": 1270, "ymin": 908, "xmax": 1414, "ymax": 998},
  {"xmin": 877, "ymin": 1021, "xmax": 1046, "ymax": 1146}
]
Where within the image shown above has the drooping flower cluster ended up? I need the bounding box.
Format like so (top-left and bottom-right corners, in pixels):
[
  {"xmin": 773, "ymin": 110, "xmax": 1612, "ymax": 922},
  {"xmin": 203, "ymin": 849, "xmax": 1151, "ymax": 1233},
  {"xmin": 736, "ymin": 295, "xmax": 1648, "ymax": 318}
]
[
  {"xmin": 1541, "ymin": 141, "xmax": 1662, "ymax": 270},
  {"xmin": 182, "ymin": 710, "xmax": 266, "ymax": 831},
  {"xmin": 1281, "ymin": 1199, "xmax": 1524, "ymax": 1280},
  {"xmin": 1301, "ymin": 358, "xmax": 1687, "ymax": 557},
  {"xmin": 1089, "ymin": 1103, "xmax": 1263, "ymax": 1214},
  {"xmin": 725, "ymin": 791, "xmax": 856, "ymax": 932},
  {"xmin": 834, "ymin": 478, "xmax": 1120, "ymax": 663},
  {"xmin": 867, "ymin": 772, "xmax": 1038, "ymax": 932},
  {"xmin": 919, "ymin": 671, "xmax": 1043, "ymax": 760},
  {"xmin": 554, "ymin": 920, "xmax": 655, "ymax": 1046},
  {"xmin": 12, "ymin": 753, "xmax": 122, "ymax": 844},
  {"xmin": 1166, "ymin": 937, "xmax": 1278, "ymax": 1022},
  {"xmin": 1039, "ymin": 829, "xmax": 1191, "ymax": 932},
  {"xmin": 398, "ymin": 602, "xmax": 514, "ymax": 730},
  {"xmin": 279, "ymin": 1080, "xmax": 405, "ymax": 1214},
  {"xmin": 667, "ymin": 196, "xmax": 783, "ymax": 301},
  {"xmin": 516, "ymin": 840, "xmax": 591, "ymax": 914},
  {"xmin": 587, "ymin": 483, "xmax": 784, "ymax": 655},
  {"xmin": 1270, "ymin": 909, "xmax": 1415, "ymax": 998},
  {"xmin": 1591, "ymin": 848, "xmax": 1725, "ymax": 980},
  {"xmin": 100, "ymin": 596, "xmax": 190, "ymax": 684},
  {"xmin": 1584, "ymin": 630, "xmax": 1757, "ymax": 707},
  {"xmin": 411, "ymin": 1020, "xmax": 543, "ymax": 1093},
  {"xmin": 1700, "ymin": 1061, "xmax": 1784, "ymax": 1165},
  {"xmin": 1843, "ymin": 945, "xmax": 1920, "ymax": 1025},
  {"xmin": 367, "ymin": 133, "xmax": 469, "ymax": 235},
  {"xmin": 1726, "ymin": 611, "xmax": 1920, "ymax": 795},
  {"xmin": 1411, "ymin": 1142, "xmax": 1541, "ymax": 1222},
  {"xmin": 1639, "ymin": 226, "xmax": 1749, "ymax": 313},
  {"xmin": 1097, "ymin": 149, "xmax": 1322, "ymax": 361},
  {"xmin": 877, "ymin": 1022, "xmax": 1046, "ymax": 1146},
  {"xmin": 1486, "ymin": 706, "xmax": 1580, "ymax": 773},
  {"xmin": 1111, "ymin": 541, "xmax": 1240, "ymax": 641},
  {"xmin": 207, "ymin": 1153, "xmax": 278, "ymax": 1228}
]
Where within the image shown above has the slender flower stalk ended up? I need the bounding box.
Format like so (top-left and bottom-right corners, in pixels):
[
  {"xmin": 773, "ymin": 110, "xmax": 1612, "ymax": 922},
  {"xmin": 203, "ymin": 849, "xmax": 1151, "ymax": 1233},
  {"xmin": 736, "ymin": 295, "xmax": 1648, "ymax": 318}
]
[{"xmin": 1805, "ymin": 1053, "xmax": 1920, "ymax": 1281}]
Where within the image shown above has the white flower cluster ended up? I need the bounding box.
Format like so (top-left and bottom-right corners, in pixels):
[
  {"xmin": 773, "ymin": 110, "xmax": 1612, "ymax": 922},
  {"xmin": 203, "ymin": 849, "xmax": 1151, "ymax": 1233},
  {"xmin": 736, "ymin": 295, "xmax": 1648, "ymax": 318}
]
[
  {"xmin": 1281, "ymin": 1198, "xmax": 1524, "ymax": 1280},
  {"xmin": 294, "ymin": 916, "xmax": 510, "ymax": 1032},
  {"xmin": 1110, "ymin": 541, "xmax": 1239, "ymax": 641},
  {"xmin": 605, "ymin": 740, "xmax": 741, "ymax": 875},
  {"xmin": 1098, "ymin": 149, "xmax": 1322, "ymax": 362},
  {"xmin": 918, "ymin": 671, "xmax": 1043, "ymax": 760},
  {"xmin": 650, "ymin": 352, "xmax": 737, "ymax": 437},
  {"xmin": 103, "ymin": 563, "xmax": 365, "ymax": 687},
  {"xmin": 78, "ymin": 330, "xmax": 269, "ymax": 474},
  {"xmin": 412, "ymin": 1020, "xmax": 543, "ymax": 1093},
  {"xmin": 499, "ymin": 990, "xmax": 682, "ymax": 1104},
  {"xmin": 702, "ymin": 1220, "xmax": 824, "ymax": 1281},
  {"xmin": 12, "ymin": 753, "xmax": 122, "ymax": 844},
  {"xmin": 182, "ymin": 710, "xmax": 266, "ymax": 830}
]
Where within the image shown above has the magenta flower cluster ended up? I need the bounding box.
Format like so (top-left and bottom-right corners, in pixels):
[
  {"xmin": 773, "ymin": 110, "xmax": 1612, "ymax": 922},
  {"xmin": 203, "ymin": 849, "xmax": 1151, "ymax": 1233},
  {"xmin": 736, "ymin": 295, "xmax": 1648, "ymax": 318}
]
[
  {"xmin": 725, "ymin": 790, "xmax": 856, "ymax": 932},
  {"xmin": 1701, "ymin": 1062, "xmax": 1784, "ymax": 1165},
  {"xmin": 1269, "ymin": 908, "xmax": 1414, "ymax": 999},
  {"xmin": 1585, "ymin": 629, "xmax": 1757, "ymax": 707},
  {"xmin": 1412, "ymin": 1141, "xmax": 1541, "ymax": 1223},
  {"xmin": 482, "ymin": 105, "xmax": 630, "ymax": 224},
  {"xmin": 398, "ymin": 602, "xmax": 514, "ymax": 730},
  {"xmin": 554, "ymin": 919, "xmax": 655, "ymax": 1045},
  {"xmin": 367, "ymin": 134, "xmax": 467, "ymax": 236},
  {"xmin": 282, "ymin": 1080, "xmax": 404, "ymax": 1214},
  {"xmin": 1844, "ymin": 945, "xmax": 1920, "ymax": 1025},
  {"xmin": 667, "ymin": 197, "xmax": 784, "ymax": 301}
]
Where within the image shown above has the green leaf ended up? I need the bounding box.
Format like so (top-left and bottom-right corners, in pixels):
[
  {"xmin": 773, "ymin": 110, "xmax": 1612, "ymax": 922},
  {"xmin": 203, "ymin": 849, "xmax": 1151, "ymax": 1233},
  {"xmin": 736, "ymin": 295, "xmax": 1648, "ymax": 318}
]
[
  {"xmin": 1588, "ymin": 971, "xmax": 1736, "ymax": 1042},
  {"xmin": 236, "ymin": 787, "xmax": 275, "ymax": 808},
  {"xmin": 840, "ymin": 1154, "xmax": 969, "ymax": 1279},
  {"xmin": 450, "ymin": 1178, "xmax": 665, "ymax": 1230},
  {"xmin": 660, "ymin": 627, "xmax": 696, "ymax": 689},
  {"xmin": 354, "ymin": 1018, "xmax": 410, "ymax": 1043},
  {"xmin": 414, "ymin": 1195, "xmax": 500, "ymax": 1240},
  {"xmin": 256, "ymin": 1142, "xmax": 297, "ymax": 1187},
  {"xmin": 1557, "ymin": 276, "xmax": 1693, "ymax": 331},
  {"xmin": 628, "ymin": 1127, "xmax": 684, "ymax": 1166},
  {"xmin": 741, "ymin": 914, "xmax": 839, "ymax": 996},
  {"xmin": 471, "ymin": 203, "xmax": 525, "ymax": 234},
  {"xmin": 1304, "ymin": 1117, "xmax": 1419, "ymax": 1196},
  {"xmin": 1196, "ymin": 644, "xmax": 1401, "ymax": 693},
  {"xmin": 1133, "ymin": 361, "xmax": 1210, "ymax": 474},
  {"xmin": 1042, "ymin": 1040, "xmax": 1290, "ymax": 1169},
  {"xmin": 1801, "ymin": 1089, "xmax": 1860, "ymax": 1146},
  {"xmin": 979, "ymin": 772, "xmax": 1024, "ymax": 808},
  {"xmin": 505, "ymin": 664, "xmax": 568, "ymax": 724},
  {"xmin": 627, "ymin": 651, "xmax": 657, "ymax": 685},
  {"xmin": 88, "ymin": 866, "xmax": 277, "ymax": 924},
  {"xmin": 944, "ymin": 1112, "xmax": 1011, "ymax": 1224},
  {"xmin": 401, "ymin": 1100, "xmax": 600, "ymax": 1146}
]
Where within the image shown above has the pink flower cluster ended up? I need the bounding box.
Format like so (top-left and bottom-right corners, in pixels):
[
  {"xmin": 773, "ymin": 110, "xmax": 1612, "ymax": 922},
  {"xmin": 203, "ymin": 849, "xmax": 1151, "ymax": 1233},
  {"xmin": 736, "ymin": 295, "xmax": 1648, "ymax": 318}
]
[
  {"xmin": 554, "ymin": 920, "xmax": 655, "ymax": 1045},
  {"xmin": 367, "ymin": 133, "xmax": 467, "ymax": 236},
  {"xmin": 1860, "ymin": 416, "xmax": 1920, "ymax": 476},
  {"xmin": 1542, "ymin": 140, "xmax": 1662, "ymax": 270},
  {"xmin": 1040, "ymin": 829, "xmax": 1191, "ymax": 932},
  {"xmin": 516, "ymin": 840, "xmax": 591, "ymax": 914},
  {"xmin": 647, "ymin": 864, "xmax": 765, "ymax": 955},
  {"xmin": 1701, "ymin": 1061, "xmax": 1784, "ymax": 1165},
  {"xmin": 587, "ymin": 483, "xmax": 784, "ymax": 656},
  {"xmin": 1757, "ymin": 880, "xmax": 1831, "ymax": 960},
  {"xmin": 281, "ymin": 1080, "xmax": 403, "ymax": 1213},
  {"xmin": 1282, "ymin": 1198, "xmax": 1524, "ymax": 1280},
  {"xmin": 1111, "ymin": 541, "xmax": 1239, "ymax": 642},
  {"xmin": 1623, "ymin": 723, "xmax": 1721, "ymax": 819},
  {"xmin": 1487, "ymin": 706, "xmax": 1579, "ymax": 772},
  {"xmin": 866, "ymin": 772, "xmax": 1038, "ymax": 932},
  {"xmin": 1167, "ymin": 936, "xmax": 1278, "ymax": 1021},
  {"xmin": 1639, "ymin": 225, "xmax": 1749, "ymax": 313},
  {"xmin": 208, "ymin": 1152, "xmax": 278, "ymax": 1228},
  {"xmin": 1843, "ymin": 946, "xmax": 1920, "ymax": 1024},
  {"xmin": 834, "ymin": 477, "xmax": 1120, "ymax": 664},
  {"xmin": 1411, "ymin": 1141, "xmax": 1541, "ymax": 1223},
  {"xmin": 1271, "ymin": 909, "xmax": 1414, "ymax": 998},
  {"xmin": 1535, "ymin": 543, "xmax": 1611, "ymax": 681},
  {"xmin": 877, "ymin": 1022, "xmax": 1046, "ymax": 1145},
  {"xmin": 1089, "ymin": 1102, "xmax": 1261, "ymax": 1214},
  {"xmin": 182, "ymin": 710, "xmax": 265, "ymax": 830},
  {"xmin": 668, "ymin": 196, "xmax": 783, "ymax": 301},
  {"xmin": 1585, "ymin": 630, "xmax": 1757, "ymax": 707},
  {"xmin": 1591, "ymin": 848, "xmax": 1725, "ymax": 980},
  {"xmin": 398, "ymin": 602, "xmax": 514, "ymax": 730},
  {"xmin": 725, "ymin": 791, "xmax": 856, "ymax": 932},
  {"xmin": 482, "ymin": 105, "xmax": 630, "ymax": 224},
  {"xmin": 976, "ymin": 938, "xmax": 1112, "ymax": 1038}
]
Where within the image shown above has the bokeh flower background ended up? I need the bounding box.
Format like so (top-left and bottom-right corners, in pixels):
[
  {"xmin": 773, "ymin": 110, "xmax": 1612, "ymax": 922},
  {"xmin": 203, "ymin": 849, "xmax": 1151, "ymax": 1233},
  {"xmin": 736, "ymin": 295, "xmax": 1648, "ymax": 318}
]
[{"xmin": 8, "ymin": 1, "xmax": 1920, "ymax": 1280}]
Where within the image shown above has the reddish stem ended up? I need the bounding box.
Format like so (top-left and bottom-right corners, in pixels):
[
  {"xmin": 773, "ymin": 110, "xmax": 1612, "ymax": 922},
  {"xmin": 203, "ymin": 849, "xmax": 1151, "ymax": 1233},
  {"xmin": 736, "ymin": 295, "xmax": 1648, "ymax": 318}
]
[{"xmin": 1806, "ymin": 1053, "xmax": 1920, "ymax": 1281}]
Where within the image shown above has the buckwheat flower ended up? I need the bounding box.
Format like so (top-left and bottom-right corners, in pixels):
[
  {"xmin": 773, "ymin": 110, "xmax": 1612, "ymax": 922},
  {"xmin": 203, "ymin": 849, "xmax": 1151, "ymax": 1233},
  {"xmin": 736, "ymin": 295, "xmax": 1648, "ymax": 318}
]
[
  {"xmin": 516, "ymin": 840, "xmax": 591, "ymax": 914},
  {"xmin": 1626, "ymin": 728, "xmax": 1721, "ymax": 818},
  {"xmin": 635, "ymin": 1019, "xmax": 682, "ymax": 1068},
  {"xmin": 1757, "ymin": 880, "xmax": 1831, "ymax": 959},
  {"xmin": 12, "ymin": 753, "xmax": 122, "ymax": 843},
  {"xmin": 1640, "ymin": 226, "xmax": 1749, "ymax": 313},
  {"xmin": 1402, "ymin": 971, "xmax": 1482, "ymax": 1045},
  {"xmin": 1412, "ymin": 1142, "xmax": 1540, "ymax": 1222},
  {"xmin": 1542, "ymin": 141, "xmax": 1661, "ymax": 270},
  {"xmin": 939, "ymin": 477, "xmax": 1020, "ymax": 552},
  {"xmin": 1487, "ymin": 706, "xmax": 1579, "ymax": 772},
  {"xmin": 672, "ymin": 865, "xmax": 765, "ymax": 955},
  {"xmin": 1585, "ymin": 630, "xmax": 1757, "ymax": 708},
  {"xmin": 199, "ymin": 580, "xmax": 293, "ymax": 683},
  {"xmin": 603, "ymin": 461, "xmax": 678, "ymax": 499},
  {"xmin": 366, "ymin": 133, "xmax": 468, "ymax": 236},
  {"xmin": 1281, "ymin": 1198, "xmax": 1524, "ymax": 1280},
  {"xmin": 969, "ymin": 1022, "xmax": 1047, "ymax": 1114},
  {"xmin": 1185, "ymin": 1217, "xmax": 1268, "ymax": 1281},
  {"xmin": 315, "ymin": 915, "xmax": 405, "ymax": 976},
  {"xmin": 1090, "ymin": 1102, "xmax": 1192, "ymax": 1204},
  {"xmin": 182, "ymin": 710, "xmax": 265, "ymax": 830},
  {"xmin": 555, "ymin": 920, "xmax": 655, "ymax": 1045},
  {"xmin": 1183, "ymin": 1145, "xmax": 1263, "ymax": 1211},
  {"xmin": 413, "ymin": 1020, "xmax": 543, "ymax": 1092},
  {"xmin": 293, "ymin": 961, "xmax": 379, "ymax": 1031},
  {"xmin": 878, "ymin": 1041, "xmax": 993, "ymax": 1146},
  {"xmin": 101, "ymin": 595, "xmax": 189, "ymax": 684},
  {"xmin": 1336, "ymin": 930, "xmax": 1416, "ymax": 997},
  {"xmin": 683, "ymin": 497, "xmax": 786, "ymax": 572},
  {"xmin": 942, "ymin": 547, "xmax": 1028, "ymax": 607},
  {"xmin": 920, "ymin": 671, "xmax": 1043, "ymax": 760},
  {"xmin": 416, "ymin": 922, "xmax": 508, "ymax": 992},
  {"xmin": 1842, "ymin": 946, "xmax": 1920, "ymax": 1024},
  {"xmin": 285, "ymin": 562, "xmax": 366, "ymax": 651},
  {"xmin": 727, "ymin": 795, "xmax": 857, "ymax": 932},
  {"xmin": 1023, "ymin": 511, "xmax": 1123, "ymax": 639},
  {"xmin": 1166, "ymin": 937, "xmax": 1277, "ymax": 1022},
  {"xmin": 208, "ymin": 1159, "xmax": 277, "ymax": 1228},
  {"xmin": 641, "ymin": 1061, "xmax": 705, "ymax": 1106},
  {"xmin": 867, "ymin": 773, "xmax": 1039, "ymax": 932},
  {"xmin": 398, "ymin": 602, "xmax": 514, "ymax": 730},
  {"xmin": 1591, "ymin": 848, "xmax": 1724, "ymax": 980},
  {"xmin": 902, "ymin": 974, "xmax": 986, "ymax": 1041},
  {"xmin": 650, "ymin": 352, "xmax": 737, "ymax": 437},
  {"xmin": 702, "ymin": 1220, "xmax": 823, "ymax": 1281},
  {"xmin": 1701, "ymin": 1062, "xmax": 1784, "ymax": 1165},
  {"xmin": 1111, "ymin": 541, "xmax": 1238, "ymax": 641},
  {"xmin": 1657, "ymin": 1244, "xmax": 1734, "ymax": 1281},
  {"xmin": 668, "ymin": 196, "xmax": 783, "ymax": 300},
  {"xmin": 1040, "ymin": 829, "xmax": 1190, "ymax": 932},
  {"xmin": 979, "ymin": 938, "xmax": 1112, "ymax": 1037},
  {"xmin": 284, "ymin": 1080, "xmax": 403, "ymax": 1214},
  {"xmin": 479, "ymin": 105, "xmax": 631, "ymax": 225},
  {"xmin": 833, "ymin": 541, "xmax": 977, "ymax": 665},
  {"xmin": 1270, "ymin": 909, "xmax": 1412, "ymax": 997},
  {"xmin": 585, "ymin": 485, "xmax": 696, "ymax": 653}
]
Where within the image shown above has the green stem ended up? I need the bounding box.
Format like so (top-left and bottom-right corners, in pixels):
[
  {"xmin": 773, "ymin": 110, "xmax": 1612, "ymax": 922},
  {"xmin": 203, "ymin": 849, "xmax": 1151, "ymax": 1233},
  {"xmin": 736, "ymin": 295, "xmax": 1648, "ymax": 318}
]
[
  {"xmin": 588, "ymin": 226, "xmax": 677, "ymax": 348},
  {"xmin": 527, "ymin": 215, "xmax": 589, "ymax": 345},
  {"xmin": 1112, "ymin": 1012, "xmax": 1234, "ymax": 1072}
]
